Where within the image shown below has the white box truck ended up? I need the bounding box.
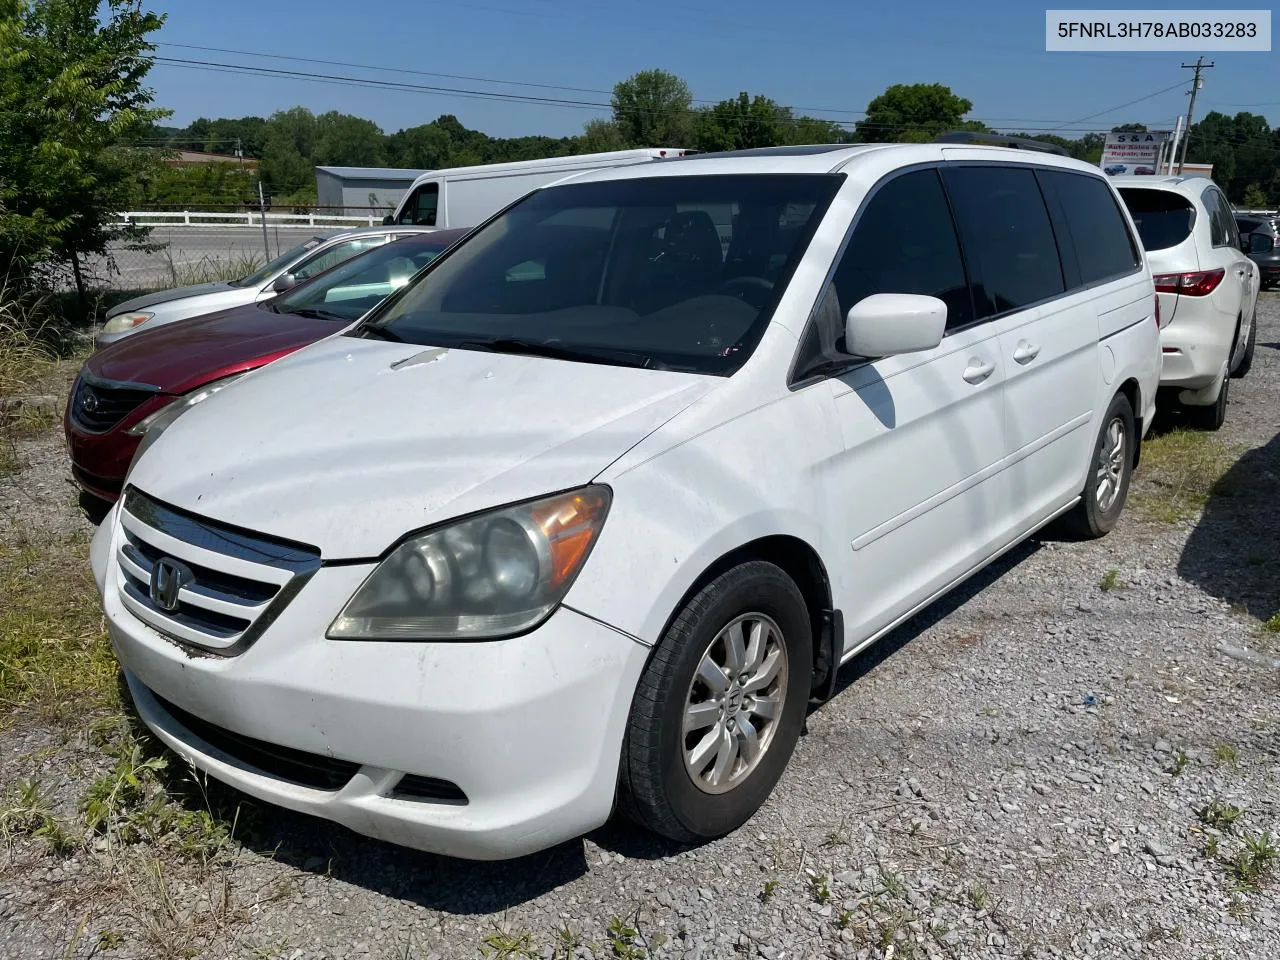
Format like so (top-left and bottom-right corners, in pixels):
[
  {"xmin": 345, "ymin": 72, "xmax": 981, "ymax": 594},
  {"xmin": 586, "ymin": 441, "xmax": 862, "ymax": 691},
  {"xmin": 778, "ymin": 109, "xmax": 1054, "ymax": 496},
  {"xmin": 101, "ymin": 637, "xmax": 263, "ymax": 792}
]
[{"xmin": 385, "ymin": 148, "xmax": 691, "ymax": 228}]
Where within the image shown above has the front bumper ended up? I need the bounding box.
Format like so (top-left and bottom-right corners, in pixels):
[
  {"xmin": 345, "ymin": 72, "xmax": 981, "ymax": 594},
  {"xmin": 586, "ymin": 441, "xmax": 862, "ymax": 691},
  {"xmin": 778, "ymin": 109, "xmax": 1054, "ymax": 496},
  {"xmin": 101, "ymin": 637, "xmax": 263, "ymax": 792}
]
[
  {"xmin": 65, "ymin": 419, "xmax": 140, "ymax": 503},
  {"xmin": 97, "ymin": 521, "xmax": 651, "ymax": 860}
]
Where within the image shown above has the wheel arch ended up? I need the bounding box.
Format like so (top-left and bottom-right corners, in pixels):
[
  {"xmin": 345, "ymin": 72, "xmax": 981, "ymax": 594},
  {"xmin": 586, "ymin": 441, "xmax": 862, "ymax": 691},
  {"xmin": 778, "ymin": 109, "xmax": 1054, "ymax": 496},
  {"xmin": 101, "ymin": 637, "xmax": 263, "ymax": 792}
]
[
  {"xmin": 651, "ymin": 534, "xmax": 841, "ymax": 702},
  {"xmin": 1117, "ymin": 376, "xmax": 1143, "ymax": 468}
]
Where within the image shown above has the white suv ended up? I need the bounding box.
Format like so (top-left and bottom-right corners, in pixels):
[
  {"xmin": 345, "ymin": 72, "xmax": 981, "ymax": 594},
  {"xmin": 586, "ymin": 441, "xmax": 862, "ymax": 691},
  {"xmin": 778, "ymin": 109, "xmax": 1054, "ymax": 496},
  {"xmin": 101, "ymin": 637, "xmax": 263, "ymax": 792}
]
[
  {"xmin": 1115, "ymin": 176, "xmax": 1260, "ymax": 429},
  {"xmin": 92, "ymin": 142, "xmax": 1160, "ymax": 860}
]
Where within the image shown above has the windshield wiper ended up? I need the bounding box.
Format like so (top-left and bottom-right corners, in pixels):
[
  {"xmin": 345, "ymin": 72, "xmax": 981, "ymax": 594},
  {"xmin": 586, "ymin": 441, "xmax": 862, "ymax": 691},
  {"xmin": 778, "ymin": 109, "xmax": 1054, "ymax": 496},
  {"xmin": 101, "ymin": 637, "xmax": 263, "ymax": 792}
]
[
  {"xmin": 456, "ymin": 337, "xmax": 664, "ymax": 370},
  {"xmin": 357, "ymin": 324, "xmax": 403, "ymax": 342},
  {"xmin": 280, "ymin": 307, "xmax": 345, "ymax": 322}
]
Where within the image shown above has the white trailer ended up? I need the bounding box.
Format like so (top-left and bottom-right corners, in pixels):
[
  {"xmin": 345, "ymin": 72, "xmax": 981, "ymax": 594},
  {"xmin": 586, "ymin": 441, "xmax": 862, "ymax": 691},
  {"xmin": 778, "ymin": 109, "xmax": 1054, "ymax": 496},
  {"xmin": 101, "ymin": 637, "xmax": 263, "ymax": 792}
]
[{"xmin": 385, "ymin": 148, "xmax": 692, "ymax": 228}]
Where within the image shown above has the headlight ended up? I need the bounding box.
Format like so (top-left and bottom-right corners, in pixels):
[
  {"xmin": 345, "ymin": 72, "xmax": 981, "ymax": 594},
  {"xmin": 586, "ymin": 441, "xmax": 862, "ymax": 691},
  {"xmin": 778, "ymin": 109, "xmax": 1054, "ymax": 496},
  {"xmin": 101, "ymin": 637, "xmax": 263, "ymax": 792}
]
[
  {"xmin": 328, "ymin": 486, "xmax": 612, "ymax": 641},
  {"xmin": 123, "ymin": 372, "xmax": 251, "ymax": 481},
  {"xmin": 101, "ymin": 312, "xmax": 153, "ymax": 335},
  {"xmin": 125, "ymin": 372, "xmax": 249, "ymax": 438}
]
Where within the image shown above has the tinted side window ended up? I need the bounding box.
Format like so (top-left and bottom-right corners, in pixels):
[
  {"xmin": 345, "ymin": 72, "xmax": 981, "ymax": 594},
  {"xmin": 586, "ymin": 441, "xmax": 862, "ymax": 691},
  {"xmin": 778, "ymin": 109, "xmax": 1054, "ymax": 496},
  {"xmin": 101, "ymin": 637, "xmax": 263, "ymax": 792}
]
[
  {"xmin": 1039, "ymin": 170, "xmax": 1140, "ymax": 287},
  {"xmin": 943, "ymin": 166, "xmax": 1064, "ymax": 318},
  {"xmin": 398, "ymin": 182, "xmax": 439, "ymax": 226},
  {"xmin": 791, "ymin": 168, "xmax": 970, "ymax": 380},
  {"xmin": 1210, "ymin": 190, "xmax": 1238, "ymax": 248},
  {"xmin": 292, "ymin": 236, "xmax": 388, "ymax": 281},
  {"xmin": 828, "ymin": 168, "xmax": 972, "ymax": 330},
  {"xmin": 1205, "ymin": 189, "xmax": 1230, "ymax": 247}
]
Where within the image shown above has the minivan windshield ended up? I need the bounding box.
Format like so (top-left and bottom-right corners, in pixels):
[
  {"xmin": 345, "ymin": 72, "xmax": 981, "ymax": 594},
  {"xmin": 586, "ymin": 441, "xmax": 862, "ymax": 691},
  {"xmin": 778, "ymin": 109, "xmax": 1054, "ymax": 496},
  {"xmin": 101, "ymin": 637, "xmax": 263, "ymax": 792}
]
[
  {"xmin": 271, "ymin": 234, "xmax": 458, "ymax": 322},
  {"xmin": 1117, "ymin": 189, "xmax": 1196, "ymax": 251},
  {"xmin": 229, "ymin": 236, "xmax": 328, "ymax": 288},
  {"xmin": 356, "ymin": 174, "xmax": 843, "ymax": 374}
]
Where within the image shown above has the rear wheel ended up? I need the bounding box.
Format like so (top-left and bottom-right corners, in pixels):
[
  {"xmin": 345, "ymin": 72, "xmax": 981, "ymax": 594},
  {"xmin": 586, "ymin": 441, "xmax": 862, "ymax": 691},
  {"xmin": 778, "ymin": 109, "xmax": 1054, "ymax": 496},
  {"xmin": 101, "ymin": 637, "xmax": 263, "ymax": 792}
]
[
  {"xmin": 1232, "ymin": 311, "xmax": 1257, "ymax": 379},
  {"xmin": 1063, "ymin": 393, "xmax": 1134, "ymax": 539},
  {"xmin": 1187, "ymin": 370, "xmax": 1229, "ymax": 430},
  {"xmin": 618, "ymin": 561, "xmax": 812, "ymax": 844}
]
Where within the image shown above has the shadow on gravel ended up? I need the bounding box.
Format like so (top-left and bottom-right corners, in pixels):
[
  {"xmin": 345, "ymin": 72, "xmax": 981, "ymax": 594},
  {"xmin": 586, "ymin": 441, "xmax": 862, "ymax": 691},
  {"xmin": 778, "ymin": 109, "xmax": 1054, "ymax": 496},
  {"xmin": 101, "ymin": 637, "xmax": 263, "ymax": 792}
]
[{"xmin": 1177, "ymin": 429, "xmax": 1280, "ymax": 622}]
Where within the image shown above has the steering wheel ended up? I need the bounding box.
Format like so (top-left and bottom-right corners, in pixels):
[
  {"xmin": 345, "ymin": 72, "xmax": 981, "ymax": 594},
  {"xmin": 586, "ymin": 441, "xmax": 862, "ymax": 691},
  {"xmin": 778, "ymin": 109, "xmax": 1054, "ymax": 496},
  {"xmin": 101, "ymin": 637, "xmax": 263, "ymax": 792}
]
[{"xmin": 715, "ymin": 276, "xmax": 774, "ymax": 309}]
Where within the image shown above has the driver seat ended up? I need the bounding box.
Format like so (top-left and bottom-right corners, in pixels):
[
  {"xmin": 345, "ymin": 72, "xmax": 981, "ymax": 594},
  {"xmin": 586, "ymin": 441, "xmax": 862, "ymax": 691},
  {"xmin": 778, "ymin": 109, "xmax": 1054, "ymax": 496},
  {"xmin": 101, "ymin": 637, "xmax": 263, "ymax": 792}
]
[{"xmin": 638, "ymin": 210, "xmax": 725, "ymax": 313}]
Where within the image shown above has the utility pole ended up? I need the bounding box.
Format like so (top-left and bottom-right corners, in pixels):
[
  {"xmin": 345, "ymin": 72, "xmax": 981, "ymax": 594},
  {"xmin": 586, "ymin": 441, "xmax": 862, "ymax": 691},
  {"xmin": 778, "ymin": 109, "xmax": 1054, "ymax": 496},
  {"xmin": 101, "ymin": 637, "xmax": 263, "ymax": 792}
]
[
  {"xmin": 1164, "ymin": 115, "xmax": 1184, "ymax": 175},
  {"xmin": 1176, "ymin": 57, "xmax": 1213, "ymax": 174},
  {"xmin": 257, "ymin": 180, "xmax": 271, "ymax": 259}
]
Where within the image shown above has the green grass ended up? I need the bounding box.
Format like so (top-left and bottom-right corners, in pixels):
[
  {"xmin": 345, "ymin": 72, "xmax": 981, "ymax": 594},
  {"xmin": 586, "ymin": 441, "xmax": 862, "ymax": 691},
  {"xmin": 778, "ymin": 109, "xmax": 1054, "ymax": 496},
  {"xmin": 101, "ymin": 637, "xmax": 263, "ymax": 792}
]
[
  {"xmin": 1264, "ymin": 613, "xmax": 1280, "ymax": 634},
  {"xmin": 1099, "ymin": 568, "xmax": 1125, "ymax": 592},
  {"xmin": 1130, "ymin": 427, "xmax": 1241, "ymax": 523},
  {"xmin": 1232, "ymin": 832, "xmax": 1279, "ymax": 888},
  {"xmin": 808, "ymin": 873, "xmax": 831, "ymax": 904},
  {"xmin": 0, "ymin": 533, "xmax": 118, "ymax": 723},
  {"xmin": 1213, "ymin": 743, "xmax": 1240, "ymax": 768},
  {"xmin": 163, "ymin": 252, "xmax": 262, "ymax": 288},
  {"xmin": 1199, "ymin": 799, "xmax": 1245, "ymax": 833},
  {"xmin": 479, "ymin": 929, "xmax": 538, "ymax": 960}
]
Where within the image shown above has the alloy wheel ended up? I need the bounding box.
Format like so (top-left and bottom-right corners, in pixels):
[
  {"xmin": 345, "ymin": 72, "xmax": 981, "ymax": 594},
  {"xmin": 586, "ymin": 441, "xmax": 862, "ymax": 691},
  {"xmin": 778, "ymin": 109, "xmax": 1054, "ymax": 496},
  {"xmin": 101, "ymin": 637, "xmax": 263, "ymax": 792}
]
[{"xmin": 682, "ymin": 613, "xmax": 789, "ymax": 795}]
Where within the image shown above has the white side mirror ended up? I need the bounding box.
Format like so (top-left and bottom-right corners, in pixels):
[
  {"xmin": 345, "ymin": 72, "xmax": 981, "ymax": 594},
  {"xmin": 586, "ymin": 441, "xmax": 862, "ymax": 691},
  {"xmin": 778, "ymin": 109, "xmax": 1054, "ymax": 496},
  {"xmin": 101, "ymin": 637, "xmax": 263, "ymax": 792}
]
[{"xmin": 844, "ymin": 293, "xmax": 947, "ymax": 358}]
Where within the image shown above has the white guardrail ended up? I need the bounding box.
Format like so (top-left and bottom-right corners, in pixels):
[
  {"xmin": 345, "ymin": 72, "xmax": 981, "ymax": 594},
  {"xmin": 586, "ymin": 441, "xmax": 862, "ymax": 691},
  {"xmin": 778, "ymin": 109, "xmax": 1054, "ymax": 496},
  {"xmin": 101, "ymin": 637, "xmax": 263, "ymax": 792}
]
[{"xmin": 113, "ymin": 211, "xmax": 387, "ymax": 228}]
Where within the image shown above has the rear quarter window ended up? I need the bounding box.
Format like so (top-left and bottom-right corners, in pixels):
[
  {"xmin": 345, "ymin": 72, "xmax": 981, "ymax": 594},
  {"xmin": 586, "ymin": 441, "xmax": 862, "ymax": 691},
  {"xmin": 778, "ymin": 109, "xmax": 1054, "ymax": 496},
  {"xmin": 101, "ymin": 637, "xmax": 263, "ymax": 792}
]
[
  {"xmin": 1038, "ymin": 170, "xmax": 1141, "ymax": 287},
  {"xmin": 1117, "ymin": 188, "xmax": 1196, "ymax": 251}
]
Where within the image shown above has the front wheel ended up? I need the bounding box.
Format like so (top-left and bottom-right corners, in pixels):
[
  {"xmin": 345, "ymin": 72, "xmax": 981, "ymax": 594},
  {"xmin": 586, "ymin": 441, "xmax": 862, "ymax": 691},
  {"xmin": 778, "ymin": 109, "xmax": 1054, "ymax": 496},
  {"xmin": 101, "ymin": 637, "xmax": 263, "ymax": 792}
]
[
  {"xmin": 618, "ymin": 561, "xmax": 812, "ymax": 843},
  {"xmin": 1063, "ymin": 393, "xmax": 1134, "ymax": 539}
]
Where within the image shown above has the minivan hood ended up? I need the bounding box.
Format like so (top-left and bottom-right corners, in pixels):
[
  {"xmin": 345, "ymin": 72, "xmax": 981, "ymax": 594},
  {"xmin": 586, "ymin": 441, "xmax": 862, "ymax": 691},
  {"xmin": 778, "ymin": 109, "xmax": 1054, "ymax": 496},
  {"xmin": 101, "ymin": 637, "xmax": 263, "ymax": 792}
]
[
  {"xmin": 107, "ymin": 281, "xmax": 238, "ymax": 315},
  {"xmin": 87, "ymin": 303, "xmax": 340, "ymax": 395},
  {"xmin": 127, "ymin": 336, "xmax": 715, "ymax": 558}
]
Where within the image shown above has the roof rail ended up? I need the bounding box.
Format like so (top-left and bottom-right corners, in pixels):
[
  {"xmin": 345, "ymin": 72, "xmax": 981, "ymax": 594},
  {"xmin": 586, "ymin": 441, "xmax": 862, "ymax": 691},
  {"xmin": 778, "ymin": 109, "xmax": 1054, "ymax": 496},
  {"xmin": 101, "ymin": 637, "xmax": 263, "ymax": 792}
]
[{"xmin": 933, "ymin": 131, "xmax": 1070, "ymax": 157}]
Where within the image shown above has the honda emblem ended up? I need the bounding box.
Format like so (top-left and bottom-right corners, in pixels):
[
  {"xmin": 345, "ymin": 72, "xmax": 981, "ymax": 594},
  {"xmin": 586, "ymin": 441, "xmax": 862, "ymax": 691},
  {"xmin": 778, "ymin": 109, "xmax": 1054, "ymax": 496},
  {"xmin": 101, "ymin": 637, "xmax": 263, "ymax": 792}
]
[{"xmin": 149, "ymin": 557, "xmax": 193, "ymax": 613}]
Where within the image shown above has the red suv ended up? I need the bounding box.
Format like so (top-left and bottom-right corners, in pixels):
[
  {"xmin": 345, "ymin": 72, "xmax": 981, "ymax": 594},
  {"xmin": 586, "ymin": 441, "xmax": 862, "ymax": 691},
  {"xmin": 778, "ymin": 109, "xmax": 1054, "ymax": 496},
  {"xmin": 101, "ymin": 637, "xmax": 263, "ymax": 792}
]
[{"xmin": 66, "ymin": 229, "xmax": 467, "ymax": 505}]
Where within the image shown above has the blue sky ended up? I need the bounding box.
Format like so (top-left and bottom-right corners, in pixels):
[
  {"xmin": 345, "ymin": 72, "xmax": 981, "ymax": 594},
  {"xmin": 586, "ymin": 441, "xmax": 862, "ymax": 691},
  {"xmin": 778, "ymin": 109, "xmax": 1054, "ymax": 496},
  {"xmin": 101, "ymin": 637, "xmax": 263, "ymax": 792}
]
[{"xmin": 146, "ymin": 0, "xmax": 1279, "ymax": 139}]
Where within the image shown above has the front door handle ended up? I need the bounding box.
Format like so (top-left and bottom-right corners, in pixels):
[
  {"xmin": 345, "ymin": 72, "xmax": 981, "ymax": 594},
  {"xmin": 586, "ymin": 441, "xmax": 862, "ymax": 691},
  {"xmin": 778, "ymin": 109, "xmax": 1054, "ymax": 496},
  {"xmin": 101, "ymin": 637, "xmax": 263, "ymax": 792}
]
[
  {"xmin": 962, "ymin": 358, "xmax": 996, "ymax": 384},
  {"xmin": 1013, "ymin": 340, "xmax": 1041, "ymax": 364}
]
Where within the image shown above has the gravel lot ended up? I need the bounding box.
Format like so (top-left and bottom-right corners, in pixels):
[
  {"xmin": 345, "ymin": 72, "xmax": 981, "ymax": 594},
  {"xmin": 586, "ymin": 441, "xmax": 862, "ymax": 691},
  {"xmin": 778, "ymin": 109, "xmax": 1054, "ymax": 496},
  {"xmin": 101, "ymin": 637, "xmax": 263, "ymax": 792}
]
[{"xmin": 2, "ymin": 297, "xmax": 1278, "ymax": 960}]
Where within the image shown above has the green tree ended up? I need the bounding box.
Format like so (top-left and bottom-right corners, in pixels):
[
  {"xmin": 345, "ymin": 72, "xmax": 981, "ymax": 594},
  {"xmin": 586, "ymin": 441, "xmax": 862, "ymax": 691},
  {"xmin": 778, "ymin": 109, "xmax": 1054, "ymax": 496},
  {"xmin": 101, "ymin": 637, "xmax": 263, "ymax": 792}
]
[
  {"xmin": 141, "ymin": 161, "xmax": 256, "ymax": 207},
  {"xmin": 855, "ymin": 83, "xmax": 977, "ymax": 143},
  {"xmin": 696, "ymin": 93, "xmax": 785, "ymax": 152},
  {"xmin": 1242, "ymin": 183, "xmax": 1268, "ymax": 208},
  {"xmin": 0, "ymin": 0, "xmax": 167, "ymax": 300},
  {"xmin": 259, "ymin": 107, "xmax": 319, "ymax": 196},
  {"xmin": 578, "ymin": 118, "xmax": 628, "ymax": 153},
  {"xmin": 313, "ymin": 111, "xmax": 386, "ymax": 167},
  {"xmin": 611, "ymin": 69, "xmax": 694, "ymax": 147},
  {"xmin": 780, "ymin": 114, "xmax": 849, "ymax": 146},
  {"xmin": 386, "ymin": 123, "xmax": 453, "ymax": 169}
]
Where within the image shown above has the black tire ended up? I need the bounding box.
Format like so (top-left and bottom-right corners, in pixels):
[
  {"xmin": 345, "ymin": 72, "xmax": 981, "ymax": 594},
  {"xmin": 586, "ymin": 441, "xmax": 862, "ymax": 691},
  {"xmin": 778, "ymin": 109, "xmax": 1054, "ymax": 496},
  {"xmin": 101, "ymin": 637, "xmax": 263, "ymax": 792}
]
[
  {"xmin": 1187, "ymin": 371, "xmax": 1229, "ymax": 431},
  {"xmin": 618, "ymin": 561, "xmax": 812, "ymax": 844},
  {"xmin": 1063, "ymin": 393, "xmax": 1134, "ymax": 539},
  {"xmin": 1232, "ymin": 311, "xmax": 1257, "ymax": 379}
]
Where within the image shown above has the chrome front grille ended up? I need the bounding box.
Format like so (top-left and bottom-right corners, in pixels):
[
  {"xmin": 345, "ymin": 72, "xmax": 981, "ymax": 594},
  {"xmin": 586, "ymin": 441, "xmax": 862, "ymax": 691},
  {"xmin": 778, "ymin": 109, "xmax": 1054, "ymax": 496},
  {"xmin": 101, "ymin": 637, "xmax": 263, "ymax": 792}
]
[
  {"xmin": 116, "ymin": 488, "xmax": 320, "ymax": 655},
  {"xmin": 70, "ymin": 374, "xmax": 160, "ymax": 434}
]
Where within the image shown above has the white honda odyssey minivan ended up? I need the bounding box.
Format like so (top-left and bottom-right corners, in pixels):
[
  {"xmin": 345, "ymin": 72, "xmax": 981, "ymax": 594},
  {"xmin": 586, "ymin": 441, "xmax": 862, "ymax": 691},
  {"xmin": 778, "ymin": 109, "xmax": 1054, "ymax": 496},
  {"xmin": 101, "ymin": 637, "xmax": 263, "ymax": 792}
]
[{"xmin": 92, "ymin": 140, "xmax": 1161, "ymax": 860}]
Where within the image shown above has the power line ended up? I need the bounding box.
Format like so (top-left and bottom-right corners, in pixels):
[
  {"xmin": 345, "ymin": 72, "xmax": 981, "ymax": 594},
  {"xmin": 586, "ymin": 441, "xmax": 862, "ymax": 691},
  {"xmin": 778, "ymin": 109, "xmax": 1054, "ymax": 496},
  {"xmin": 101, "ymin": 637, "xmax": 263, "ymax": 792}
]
[
  {"xmin": 151, "ymin": 56, "xmax": 1175, "ymax": 139},
  {"xmin": 159, "ymin": 42, "xmax": 621, "ymax": 99},
  {"xmin": 1050, "ymin": 80, "xmax": 1188, "ymax": 130},
  {"xmin": 156, "ymin": 43, "xmax": 1188, "ymax": 128}
]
